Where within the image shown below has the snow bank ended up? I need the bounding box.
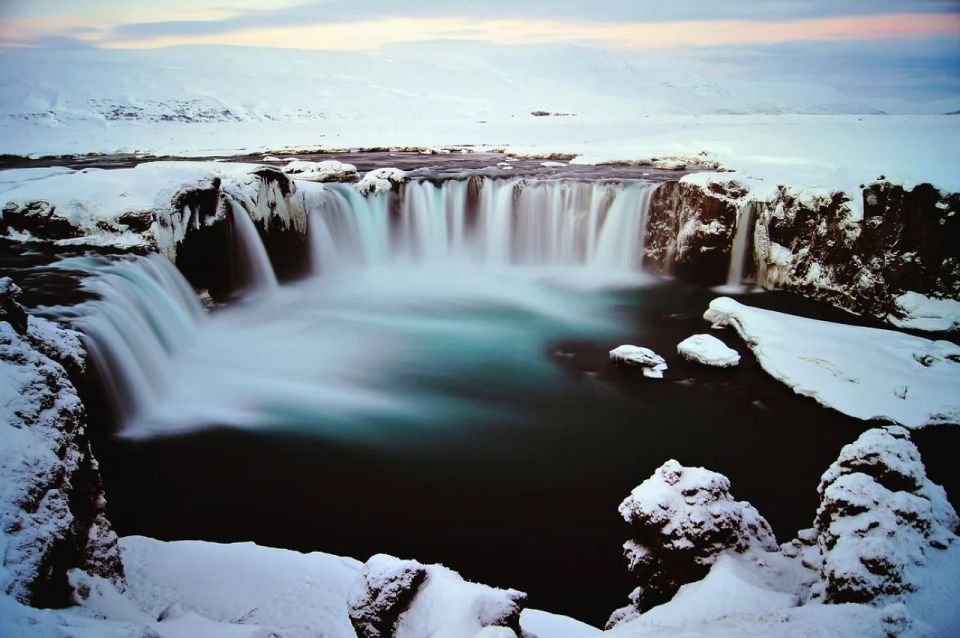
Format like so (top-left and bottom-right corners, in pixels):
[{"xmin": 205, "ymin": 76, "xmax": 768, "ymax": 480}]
[
  {"xmin": 357, "ymin": 168, "xmax": 406, "ymax": 196},
  {"xmin": 120, "ymin": 536, "xmax": 361, "ymax": 638},
  {"xmin": 889, "ymin": 291, "xmax": 960, "ymax": 332},
  {"xmin": 676, "ymin": 334, "xmax": 740, "ymax": 367},
  {"xmin": 609, "ymin": 345, "xmax": 668, "ymax": 378},
  {"xmin": 703, "ymin": 297, "xmax": 960, "ymax": 427}
]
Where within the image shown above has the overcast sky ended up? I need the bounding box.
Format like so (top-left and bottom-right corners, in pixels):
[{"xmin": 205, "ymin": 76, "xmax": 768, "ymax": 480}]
[{"xmin": 1, "ymin": 1, "xmax": 958, "ymax": 103}]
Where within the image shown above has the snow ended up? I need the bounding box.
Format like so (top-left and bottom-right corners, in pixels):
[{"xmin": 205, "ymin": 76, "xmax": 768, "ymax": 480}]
[
  {"xmin": 703, "ymin": 297, "xmax": 960, "ymax": 427},
  {"xmin": 349, "ymin": 553, "xmax": 534, "ymax": 638},
  {"xmin": 609, "ymin": 345, "xmax": 668, "ymax": 378},
  {"xmin": 676, "ymin": 334, "xmax": 740, "ymax": 367},
  {"xmin": 520, "ymin": 609, "xmax": 599, "ymax": 638},
  {"xmin": 889, "ymin": 292, "xmax": 960, "ymax": 332},
  {"xmin": 356, "ymin": 167, "xmax": 407, "ymax": 196},
  {"xmin": 0, "ymin": 161, "xmax": 308, "ymax": 256},
  {"xmin": 0, "ymin": 46, "xmax": 957, "ymax": 203},
  {"xmin": 282, "ymin": 159, "xmax": 357, "ymax": 182},
  {"xmin": 119, "ymin": 536, "xmax": 361, "ymax": 638}
]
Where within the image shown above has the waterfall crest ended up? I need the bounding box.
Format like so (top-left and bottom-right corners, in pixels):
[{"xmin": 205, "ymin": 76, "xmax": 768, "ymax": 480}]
[{"xmin": 306, "ymin": 178, "xmax": 658, "ymax": 272}]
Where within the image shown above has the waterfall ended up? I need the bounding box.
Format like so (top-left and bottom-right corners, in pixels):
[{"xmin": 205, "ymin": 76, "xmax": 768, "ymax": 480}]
[
  {"xmin": 50, "ymin": 254, "xmax": 204, "ymax": 426},
  {"xmin": 303, "ymin": 177, "xmax": 657, "ymax": 272},
  {"xmin": 593, "ymin": 183, "xmax": 655, "ymax": 270},
  {"xmin": 308, "ymin": 209, "xmax": 339, "ymax": 275},
  {"xmin": 229, "ymin": 199, "xmax": 279, "ymax": 291},
  {"xmin": 724, "ymin": 201, "xmax": 755, "ymax": 289}
]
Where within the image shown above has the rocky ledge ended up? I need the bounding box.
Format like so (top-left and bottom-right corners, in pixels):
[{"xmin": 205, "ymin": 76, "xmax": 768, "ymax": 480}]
[{"xmin": 646, "ymin": 174, "xmax": 960, "ymax": 330}]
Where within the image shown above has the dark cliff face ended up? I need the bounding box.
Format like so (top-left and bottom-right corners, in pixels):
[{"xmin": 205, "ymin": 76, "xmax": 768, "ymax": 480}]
[
  {"xmin": 645, "ymin": 177, "xmax": 959, "ymax": 326},
  {"xmin": 644, "ymin": 180, "xmax": 744, "ymax": 285}
]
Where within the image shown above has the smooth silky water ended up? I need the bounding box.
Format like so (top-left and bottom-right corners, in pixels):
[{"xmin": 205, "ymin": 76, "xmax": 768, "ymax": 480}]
[{"xmin": 45, "ymin": 177, "xmax": 957, "ymax": 625}]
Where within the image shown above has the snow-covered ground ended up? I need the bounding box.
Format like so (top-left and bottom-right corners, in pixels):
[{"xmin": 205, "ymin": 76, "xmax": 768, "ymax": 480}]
[
  {"xmin": 704, "ymin": 297, "xmax": 960, "ymax": 427},
  {"xmin": 1, "ymin": 46, "xmax": 958, "ymax": 202}
]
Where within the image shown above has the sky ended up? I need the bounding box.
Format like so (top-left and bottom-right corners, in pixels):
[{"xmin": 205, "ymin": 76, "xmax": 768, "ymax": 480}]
[{"xmin": 0, "ymin": 0, "xmax": 958, "ymax": 104}]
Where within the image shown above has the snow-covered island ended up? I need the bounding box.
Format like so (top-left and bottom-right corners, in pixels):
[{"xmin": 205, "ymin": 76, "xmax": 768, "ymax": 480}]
[{"xmin": 2, "ymin": 4, "xmax": 960, "ymax": 638}]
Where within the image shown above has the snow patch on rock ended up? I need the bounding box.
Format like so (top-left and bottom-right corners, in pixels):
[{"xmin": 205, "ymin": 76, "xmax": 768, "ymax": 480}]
[
  {"xmin": 676, "ymin": 334, "xmax": 740, "ymax": 367},
  {"xmin": 357, "ymin": 168, "xmax": 407, "ymax": 196},
  {"xmin": 348, "ymin": 553, "xmax": 531, "ymax": 638},
  {"xmin": 282, "ymin": 159, "xmax": 357, "ymax": 182},
  {"xmin": 609, "ymin": 345, "xmax": 668, "ymax": 378}
]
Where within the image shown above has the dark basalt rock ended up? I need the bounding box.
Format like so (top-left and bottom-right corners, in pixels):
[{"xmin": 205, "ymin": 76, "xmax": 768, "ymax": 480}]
[
  {"xmin": 348, "ymin": 556, "xmax": 429, "ymax": 638},
  {"xmin": 1, "ymin": 201, "xmax": 83, "ymax": 240},
  {"xmin": 0, "ymin": 277, "xmax": 29, "ymax": 334},
  {"xmin": 644, "ymin": 180, "xmax": 742, "ymax": 285}
]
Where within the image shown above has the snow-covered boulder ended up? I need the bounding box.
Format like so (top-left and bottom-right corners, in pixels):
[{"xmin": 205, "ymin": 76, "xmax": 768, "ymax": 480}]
[
  {"xmin": 357, "ymin": 168, "xmax": 407, "ymax": 196},
  {"xmin": 609, "ymin": 345, "xmax": 668, "ymax": 378},
  {"xmin": 282, "ymin": 159, "xmax": 357, "ymax": 182},
  {"xmin": 348, "ymin": 554, "xmax": 529, "ymax": 638},
  {"xmin": 807, "ymin": 426, "xmax": 958, "ymax": 604},
  {"xmin": 608, "ymin": 460, "xmax": 777, "ymax": 626},
  {"xmin": 676, "ymin": 333, "xmax": 740, "ymax": 367},
  {"xmin": 703, "ymin": 296, "xmax": 960, "ymax": 427}
]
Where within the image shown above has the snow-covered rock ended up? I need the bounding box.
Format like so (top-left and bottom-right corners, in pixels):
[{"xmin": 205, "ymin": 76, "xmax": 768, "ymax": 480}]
[
  {"xmin": 703, "ymin": 296, "xmax": 960, "ymax": 427},
  {"xmin": 348, "ymin": 554, "xmax": 529, "ymax": 638},
  {"xmin": 0, "ymin": 303, "xmax": 124, "ymax": 606},
  {"xmin": 282, "ymin": 159, "xmax": 357, "ymax": 182},
  {"xmin": 807, "ymin": 426, "xmax": 958, "ymax": 604},
  {"xmin": 888, "ymin": 291, "xmax": 960, "ymax": 332},
  {"xmin": 0, "ymin": 162, "xmax": 306, "ymax": 258},
  {"xmin": 609, "ymin": 345, "xmax": 668, "ymax": 378},
  {"xmin": 356, "ymin": 168, "xmax": 407, "ymax": 196},
  {"xmin": 608, "ymin": 459, "xmax": 777, "ymax": 626},
  {"xmin": 676, "ymin": 333, "xmax": 740, "ymax": 367}
]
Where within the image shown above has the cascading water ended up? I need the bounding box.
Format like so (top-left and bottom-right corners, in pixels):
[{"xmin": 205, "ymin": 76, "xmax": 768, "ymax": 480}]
[
  {"xmin": 722, "ymin": 200, "xmax": 755, "ymax": 291},
  {"xmin": 47, "ymin": 254, "xmax": 204, "ymax": 425},
  {"xmin": 63, "ymin": 176, "xmax": 665, "ymax": 439},
  {"xmin": 308, "ymin": 178, "xmax": 657, "ymax": 271},
  {"xmin": 229, "ymin": 199, "xmax": 279, "ymax": 291}
]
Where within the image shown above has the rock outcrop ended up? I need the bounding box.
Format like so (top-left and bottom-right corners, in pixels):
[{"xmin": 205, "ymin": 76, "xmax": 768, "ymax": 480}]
[
  {"xmin": 348, "ymin": 554, "xmax": 530, "ymax": 638},
  {"xmin": 644, "ymin": 178, "xmax": 745, "ymax": 284},
  {"xmin": 786, "ymin": 426, "xmax": 958, "ymax": 604},
  {"xmin": 608, "ymin": 459, "xmax": 777, "ymax": 627},
  {"xmin": 644, "ymin": 174, "xmax": 960, "ymax": 329},
  {"xmin": 0, "ymin": 281, "xmax": 124, "ymax": 607}
]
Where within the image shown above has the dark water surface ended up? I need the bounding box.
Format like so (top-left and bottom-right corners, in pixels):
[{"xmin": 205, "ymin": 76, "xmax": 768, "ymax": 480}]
[{"xmin": 87, "ymin": 281, "xmax": 960, "ymax": 626}]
